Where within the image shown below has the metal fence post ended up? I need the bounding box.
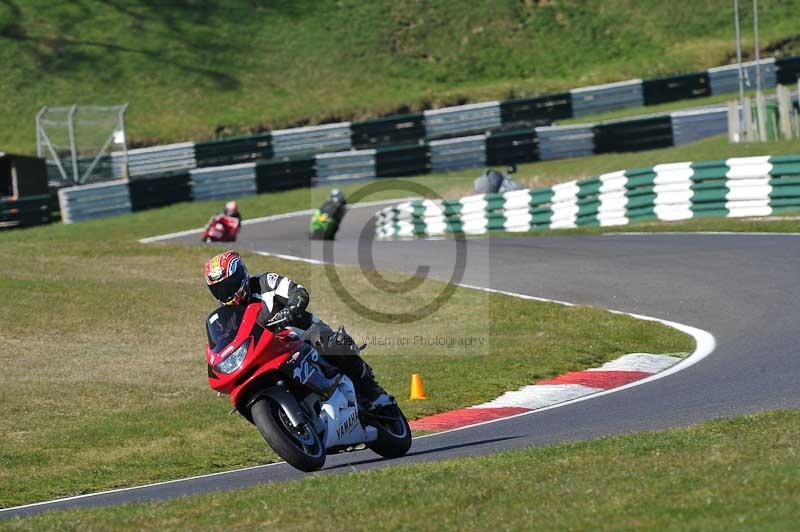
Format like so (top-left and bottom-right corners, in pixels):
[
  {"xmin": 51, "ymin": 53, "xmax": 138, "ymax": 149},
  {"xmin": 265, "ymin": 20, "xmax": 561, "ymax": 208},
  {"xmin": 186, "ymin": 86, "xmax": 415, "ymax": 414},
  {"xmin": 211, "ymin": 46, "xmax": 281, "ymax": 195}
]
[
  {"xmin": 728, "ymin": 101, "xmax": 741, "ymax": 142},
  {"xmin": 67, "ymin": 105, "xmax": 79, "ymax": 184},
  {"xmin": 753, "ymin": 0, "xmax": 762, "ymax": 92},
  {"xmin": 734, "ymin": 0, "xmax": 747, "ymax": 141},
  {"xmin": 776, "ymin": 84, "xmax": 792, "ymax": 139},
  {"xmin": 118, "ymin": 103, "xmax": 129, "ymax": 180},
  {"xmin": 743, "ymin": 96, "xmax": 755, "ymax": 141},
  {"xmin": 35, "ymin": 106, "xmax": 47, "ymax": 159},
  {"xmin": 752, "ymin": 0, "xmax": 767, "ymax": 142}
]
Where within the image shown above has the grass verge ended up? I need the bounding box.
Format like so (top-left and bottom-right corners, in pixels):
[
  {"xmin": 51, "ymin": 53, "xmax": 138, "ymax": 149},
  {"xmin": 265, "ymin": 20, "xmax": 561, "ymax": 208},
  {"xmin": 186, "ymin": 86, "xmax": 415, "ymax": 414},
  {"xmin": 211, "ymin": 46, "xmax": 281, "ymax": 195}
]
[{"xmin": 4, "ymin": 409, "xmax": 799, "ymax": 530}]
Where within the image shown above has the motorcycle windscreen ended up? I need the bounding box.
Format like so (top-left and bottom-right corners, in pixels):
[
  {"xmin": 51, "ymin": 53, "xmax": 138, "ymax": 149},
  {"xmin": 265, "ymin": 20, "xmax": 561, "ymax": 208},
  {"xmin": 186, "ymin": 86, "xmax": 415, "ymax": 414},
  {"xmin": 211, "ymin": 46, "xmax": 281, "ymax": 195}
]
[{"xmin": 206, "ymin": 305, "xmax": 247, "ymax": 353}]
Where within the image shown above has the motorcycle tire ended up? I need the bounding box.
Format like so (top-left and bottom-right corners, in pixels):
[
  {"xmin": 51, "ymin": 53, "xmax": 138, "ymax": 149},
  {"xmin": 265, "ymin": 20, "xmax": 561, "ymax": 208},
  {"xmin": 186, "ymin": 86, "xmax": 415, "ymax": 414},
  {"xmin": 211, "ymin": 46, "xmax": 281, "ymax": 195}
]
[
  {"xmin": 250, "ymin": 397, "xmax": 326, "ymax": 472},
  {"xmin": 365, "ymin": 405, "xmax": 412, "ymax": 458},
  {"xmin": 324, "ymin": 225, "xmax": 338, "ymax": 240}
]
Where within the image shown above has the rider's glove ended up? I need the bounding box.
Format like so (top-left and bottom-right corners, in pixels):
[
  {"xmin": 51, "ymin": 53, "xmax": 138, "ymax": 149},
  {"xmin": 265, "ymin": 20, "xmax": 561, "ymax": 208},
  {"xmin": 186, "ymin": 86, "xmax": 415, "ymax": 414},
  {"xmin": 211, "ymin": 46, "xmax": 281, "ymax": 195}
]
[
  {"xmin": 289, "ymin": 302, "xmax": 304, "ymax": 316},
  {"xmin": 270, "ymin": 308, "xmax": 295, "ymax": 328}
]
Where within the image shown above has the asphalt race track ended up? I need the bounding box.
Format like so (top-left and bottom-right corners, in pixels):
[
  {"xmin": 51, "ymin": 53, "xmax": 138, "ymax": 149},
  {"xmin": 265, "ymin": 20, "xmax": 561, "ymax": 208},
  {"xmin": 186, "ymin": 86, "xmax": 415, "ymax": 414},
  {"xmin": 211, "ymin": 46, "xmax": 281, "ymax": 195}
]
[{"xmin": 4, "ymin": 203, "xmax": 800, "ymax": 518}]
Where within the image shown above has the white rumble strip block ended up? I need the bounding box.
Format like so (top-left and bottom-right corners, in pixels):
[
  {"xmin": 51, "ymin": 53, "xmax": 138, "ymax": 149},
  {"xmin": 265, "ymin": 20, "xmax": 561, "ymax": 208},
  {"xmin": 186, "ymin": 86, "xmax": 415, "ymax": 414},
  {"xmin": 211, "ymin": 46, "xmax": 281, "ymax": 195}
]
[
  {"xmin": 586, "ymin": 353, "xmax": 684, "ymax": 373},
  {"xmin": 473, "ymin": 384, "xmax": 601, "ymax": 410}
]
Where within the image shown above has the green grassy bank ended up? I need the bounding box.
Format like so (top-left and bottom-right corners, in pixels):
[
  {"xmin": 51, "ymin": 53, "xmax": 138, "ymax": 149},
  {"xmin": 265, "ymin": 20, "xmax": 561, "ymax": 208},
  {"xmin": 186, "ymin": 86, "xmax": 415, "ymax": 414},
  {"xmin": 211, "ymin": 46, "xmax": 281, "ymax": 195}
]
[{"xmin": 2, "ymin": 0, "xmax": 800, "ymax": 152}]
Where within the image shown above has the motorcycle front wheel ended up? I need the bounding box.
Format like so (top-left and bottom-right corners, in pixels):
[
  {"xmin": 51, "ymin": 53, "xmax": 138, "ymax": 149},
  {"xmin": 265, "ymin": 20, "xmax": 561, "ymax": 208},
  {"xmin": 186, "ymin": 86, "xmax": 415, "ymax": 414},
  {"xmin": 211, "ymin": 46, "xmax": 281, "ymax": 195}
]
[
  {"xmin": 250, "ymin": 397, "xmax": 326, "ymax": 472},
  {"xmin": 365, "ymin": 405, "xmax": 412, "ymax": 458}
]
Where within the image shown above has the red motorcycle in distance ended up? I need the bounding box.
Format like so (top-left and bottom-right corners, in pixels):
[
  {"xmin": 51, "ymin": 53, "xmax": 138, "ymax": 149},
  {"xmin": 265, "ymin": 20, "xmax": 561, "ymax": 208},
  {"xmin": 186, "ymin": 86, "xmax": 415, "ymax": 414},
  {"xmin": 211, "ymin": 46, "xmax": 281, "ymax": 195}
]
[
  {"xmin": 202, "ymin": 214, "xmax": 241, "ymax": 243},
  {"xmin": 206, "ymin": 303, "xmax": 411, "ymax": 471}
]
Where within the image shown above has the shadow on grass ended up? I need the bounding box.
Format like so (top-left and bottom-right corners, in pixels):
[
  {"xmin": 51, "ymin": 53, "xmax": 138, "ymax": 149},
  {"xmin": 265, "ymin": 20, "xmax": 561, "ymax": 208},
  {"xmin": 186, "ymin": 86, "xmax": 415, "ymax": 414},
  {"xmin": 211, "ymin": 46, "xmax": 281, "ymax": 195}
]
[{"xmin": 0, "ymin": 0, "xmax": 308, "ymax": 89}]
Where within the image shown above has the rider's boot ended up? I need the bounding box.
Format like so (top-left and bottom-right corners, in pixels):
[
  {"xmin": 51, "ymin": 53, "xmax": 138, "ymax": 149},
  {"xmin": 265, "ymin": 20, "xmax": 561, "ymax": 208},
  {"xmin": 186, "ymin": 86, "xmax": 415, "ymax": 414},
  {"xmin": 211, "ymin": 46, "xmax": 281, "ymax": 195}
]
[
  {"xmin": 330, "ymin": 326, "xmax": 394, "ymax": 409},
  {"xmin": 353, "ymin": 362, "xmax": 394, "ymax": 409}
]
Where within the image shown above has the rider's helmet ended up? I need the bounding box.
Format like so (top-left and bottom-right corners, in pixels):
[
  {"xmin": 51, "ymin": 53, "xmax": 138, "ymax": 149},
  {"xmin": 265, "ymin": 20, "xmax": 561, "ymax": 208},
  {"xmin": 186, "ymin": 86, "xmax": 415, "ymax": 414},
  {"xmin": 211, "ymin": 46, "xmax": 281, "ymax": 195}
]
[
  {"xmin": 204, "ymin": 251, "xmax": 249, "ymax": 305},
  {"xmin": 223, "ymin": 200, "xmax": 239, "ymax": 217},
  {"xmin": 330, "ymin": 188, "xmax": 345, "ymax": 203}
]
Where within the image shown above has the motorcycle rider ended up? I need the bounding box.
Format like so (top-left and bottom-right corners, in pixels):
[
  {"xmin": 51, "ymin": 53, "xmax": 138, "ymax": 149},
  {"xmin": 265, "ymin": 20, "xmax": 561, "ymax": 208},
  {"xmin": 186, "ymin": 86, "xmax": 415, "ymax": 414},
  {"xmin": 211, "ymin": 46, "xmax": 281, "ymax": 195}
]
[
  {"xmin": 203, "ymin": 201, "xmax": 241, "ymax": 242},
  {"xmin": 203, "ymin": 250, "xmax": 392, "ymax": 408},
  {"xmin": 310, "ymin": 189, "xmax": 347, "ymax": 240},
  {"xmin": 223, "ymin": 200, "xmax": 241, "ymax": 221},
  {"xmin": 319, "ymin": 188, "xmax": 346, "ymax": 226}
]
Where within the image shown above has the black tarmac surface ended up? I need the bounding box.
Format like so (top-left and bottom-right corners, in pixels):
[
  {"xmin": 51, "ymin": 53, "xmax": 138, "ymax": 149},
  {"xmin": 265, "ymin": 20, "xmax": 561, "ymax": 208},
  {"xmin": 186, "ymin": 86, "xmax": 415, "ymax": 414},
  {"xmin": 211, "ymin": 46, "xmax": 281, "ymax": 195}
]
[{"xmin": 4, "ymin": 202, "xmax": 799, "ymax": 519}]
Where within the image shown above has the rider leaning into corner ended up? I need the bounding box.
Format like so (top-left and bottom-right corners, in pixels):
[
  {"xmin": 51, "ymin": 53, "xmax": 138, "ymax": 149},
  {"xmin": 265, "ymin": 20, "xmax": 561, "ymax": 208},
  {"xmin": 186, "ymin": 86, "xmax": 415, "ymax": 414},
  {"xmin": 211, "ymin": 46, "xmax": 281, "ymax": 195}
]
[
  {"xmin": 319, "ymin": 188, "xmax": 346, "ymax": 225},
  {"xmin": 222, "ymin": 200, "xmax": 242, "ymax": 220},
  {"xmin": 203, "ymin": 250, "xmax": 393, "ymax": 409}
]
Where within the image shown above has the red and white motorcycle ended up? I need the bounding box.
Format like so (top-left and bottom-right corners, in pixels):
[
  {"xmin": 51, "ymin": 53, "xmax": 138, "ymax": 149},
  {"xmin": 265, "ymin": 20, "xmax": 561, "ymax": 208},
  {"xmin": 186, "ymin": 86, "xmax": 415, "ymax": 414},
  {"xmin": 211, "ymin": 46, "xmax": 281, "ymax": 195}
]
[
  {"xmin": 202, "ymin": 214, "xmax": 240, "ymax": 243},
  {"xmin": 206, "ymin": 304, "xmax": 412, "ymax": 471}
]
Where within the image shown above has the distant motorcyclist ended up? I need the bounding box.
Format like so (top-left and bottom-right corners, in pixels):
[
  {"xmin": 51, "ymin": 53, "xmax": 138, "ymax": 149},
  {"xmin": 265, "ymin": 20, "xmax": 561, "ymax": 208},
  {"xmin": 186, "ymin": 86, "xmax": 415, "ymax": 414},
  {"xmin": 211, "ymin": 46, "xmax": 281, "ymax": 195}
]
[
  {"xmin": 322, "ymin": 189, "xmax": 346, "ymax": 224},
  {"xmin": 203, "ymin": 250, "xmax": 392, "ymax": 408},
  {"xmin": 223, "ymin": 200, "xmax": 242, "ymax": 221},
  {"xmin": 202, "ymin": 201, "xmax": 241, "ymax": 242},
  {"xmin": 473, "ymin": 164, "xmax": 523, "ymax": 194},
  {"xmin": 310, "ymin": 188, "xmax": 347, "ymax": 240}
]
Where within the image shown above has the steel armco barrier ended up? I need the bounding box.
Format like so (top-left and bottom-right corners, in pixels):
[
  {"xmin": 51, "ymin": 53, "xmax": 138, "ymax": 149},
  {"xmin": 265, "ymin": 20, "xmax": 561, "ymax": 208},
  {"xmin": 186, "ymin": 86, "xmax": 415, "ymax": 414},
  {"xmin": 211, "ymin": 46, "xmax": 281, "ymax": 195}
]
[
  {"xmin": 593, "ymin": 115, "xmax": 673, "ymax": 153},
  {"xmin": 670, "ymin": 107, "xmax": 730, "ymax": 146},
  {"xmin": 270, "ymin": 122, "xmax": 352, "ymax": 158},
  {"xmin": 0, "ymin": 194, "xmax": 51, "ymax": 228},
  {"xmin": 315, "ymin": 149, "xmax": 376, "ymax": 183},
  {"xmin": 111, "ymin": 142, "xmax": 196, "ymax": 179},
  {"xmin": 429, "ymin": 135, "xmax": 487, "ymax": 172},
  {"xmin": 189, "ymin": 163, "xmax": 257, "ymax": 201},
  {"xmin": 351, "ymin": 113, "xmax": 426, "ymax": 149},
  {"xmin": 57, "ymin": 180, "xmax": 132, "ymax": 224},
  {"xmin": 708, "ymin": 58, "xmax": 777, "ymax": 95},
  {"xmin": 536, "ymin": 124, "xmax": 595, "ymax": 160},
  {"xmin": 570, "ymin": 79, "xmax": 644, "ymax": 117},
  {"xmin": 423, "ymin": 101, "xmax": 502, "ymax": 140}
]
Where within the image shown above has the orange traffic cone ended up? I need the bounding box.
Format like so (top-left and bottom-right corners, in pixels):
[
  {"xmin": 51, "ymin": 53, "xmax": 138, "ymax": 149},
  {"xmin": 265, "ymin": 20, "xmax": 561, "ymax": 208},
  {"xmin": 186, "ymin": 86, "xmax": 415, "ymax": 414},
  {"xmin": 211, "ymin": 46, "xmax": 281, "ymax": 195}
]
[{"xmin": 409, "ymin": 373, "xmax": 427, "ymax": 400}]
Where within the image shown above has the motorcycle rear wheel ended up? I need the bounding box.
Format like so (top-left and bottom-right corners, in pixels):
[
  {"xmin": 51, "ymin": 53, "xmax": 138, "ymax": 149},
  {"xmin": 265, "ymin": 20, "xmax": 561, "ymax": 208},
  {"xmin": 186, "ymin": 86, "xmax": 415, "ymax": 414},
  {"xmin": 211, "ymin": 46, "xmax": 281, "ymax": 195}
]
[
  {"xmin": 365, "ymin": 405, "xmax": 412, "ymax": 458},
  {"xmin": 251, "ymin": 397, "xmax": 326, "ymax": 472}
]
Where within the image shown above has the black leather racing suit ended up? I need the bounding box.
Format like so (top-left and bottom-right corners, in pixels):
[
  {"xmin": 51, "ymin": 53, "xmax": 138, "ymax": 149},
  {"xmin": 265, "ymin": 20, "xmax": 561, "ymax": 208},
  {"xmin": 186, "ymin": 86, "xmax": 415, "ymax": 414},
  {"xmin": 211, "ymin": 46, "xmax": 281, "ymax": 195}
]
[
  {"xmin": 246, "ymin": 272, "xmax": 371, "ymax": 385},
  {"xmin": 318, "ymin": 199, "xmax": 346, "ymax": 227}
]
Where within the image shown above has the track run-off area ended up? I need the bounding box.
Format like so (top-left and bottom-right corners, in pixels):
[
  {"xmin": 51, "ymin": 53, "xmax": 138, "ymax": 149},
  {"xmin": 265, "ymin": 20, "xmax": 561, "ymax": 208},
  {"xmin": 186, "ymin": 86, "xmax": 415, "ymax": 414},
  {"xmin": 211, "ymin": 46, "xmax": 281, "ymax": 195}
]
[{"xmin": 3, "ymin": 202, "xmax": 800, "ymax": 519}]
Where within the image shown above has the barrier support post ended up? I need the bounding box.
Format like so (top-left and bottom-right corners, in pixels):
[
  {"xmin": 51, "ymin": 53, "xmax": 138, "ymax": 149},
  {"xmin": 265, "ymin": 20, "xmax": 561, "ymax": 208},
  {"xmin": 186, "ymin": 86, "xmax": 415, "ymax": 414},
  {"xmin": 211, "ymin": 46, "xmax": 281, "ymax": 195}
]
[
  {"xmin": 777, "ymin": 85, "xmax": 793, "ymax": 139},
  {"xmin": 728, "ymin": 101, "xmax": 741, "ymax": 142}
]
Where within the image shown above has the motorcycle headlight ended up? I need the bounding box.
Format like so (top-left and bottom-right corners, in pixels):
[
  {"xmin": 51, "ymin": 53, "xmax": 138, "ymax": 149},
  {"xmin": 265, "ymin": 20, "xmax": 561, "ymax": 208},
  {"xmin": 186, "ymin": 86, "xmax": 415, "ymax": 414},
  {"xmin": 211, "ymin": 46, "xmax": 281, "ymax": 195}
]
[{"xmin": 214, "ymin": 339, "xmax": 251, "ymax": 374}]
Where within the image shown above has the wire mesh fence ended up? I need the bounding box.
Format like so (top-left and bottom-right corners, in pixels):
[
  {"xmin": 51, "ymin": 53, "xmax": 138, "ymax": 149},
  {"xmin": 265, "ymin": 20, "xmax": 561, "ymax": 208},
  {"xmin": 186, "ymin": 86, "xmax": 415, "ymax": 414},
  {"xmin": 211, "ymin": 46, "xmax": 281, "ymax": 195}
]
[{"xmin": 36, "ymin": 104, "xmax": 128, "ymax": 186}]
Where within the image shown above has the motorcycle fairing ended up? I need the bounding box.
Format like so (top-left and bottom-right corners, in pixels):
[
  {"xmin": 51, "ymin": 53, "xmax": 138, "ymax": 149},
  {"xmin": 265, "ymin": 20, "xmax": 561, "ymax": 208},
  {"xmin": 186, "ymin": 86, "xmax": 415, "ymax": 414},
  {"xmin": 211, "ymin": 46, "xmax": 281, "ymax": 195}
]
[
  {"xmin": 206, "ymin": 303, "xmax": 302, "ymax": 402},
  {"xmin": 320, "ymin": 376, "xmax": 377, "ymax": 449}
]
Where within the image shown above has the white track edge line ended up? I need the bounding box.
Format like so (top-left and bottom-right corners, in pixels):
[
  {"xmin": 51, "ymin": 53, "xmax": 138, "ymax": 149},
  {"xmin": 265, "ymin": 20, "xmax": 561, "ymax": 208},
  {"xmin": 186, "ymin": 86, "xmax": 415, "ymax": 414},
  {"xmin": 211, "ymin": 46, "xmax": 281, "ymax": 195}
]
[
  {"xmin": 0, "ymin": 461, "xmax": 288, "ymax": 514},
  {"xmin": 603, "ymin": 231, "xmax": 800, "ymax": 236},
  {"xmin": 137, "ymin": 198, "xmax": 415, "ymax": 244},
  {"xmin": 254, "ymin": 251, "xmax": 324, "ymax": 266},
  {"xmin": 5, "ymin": 240, "xmax": 715, "ymax": 514}
]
